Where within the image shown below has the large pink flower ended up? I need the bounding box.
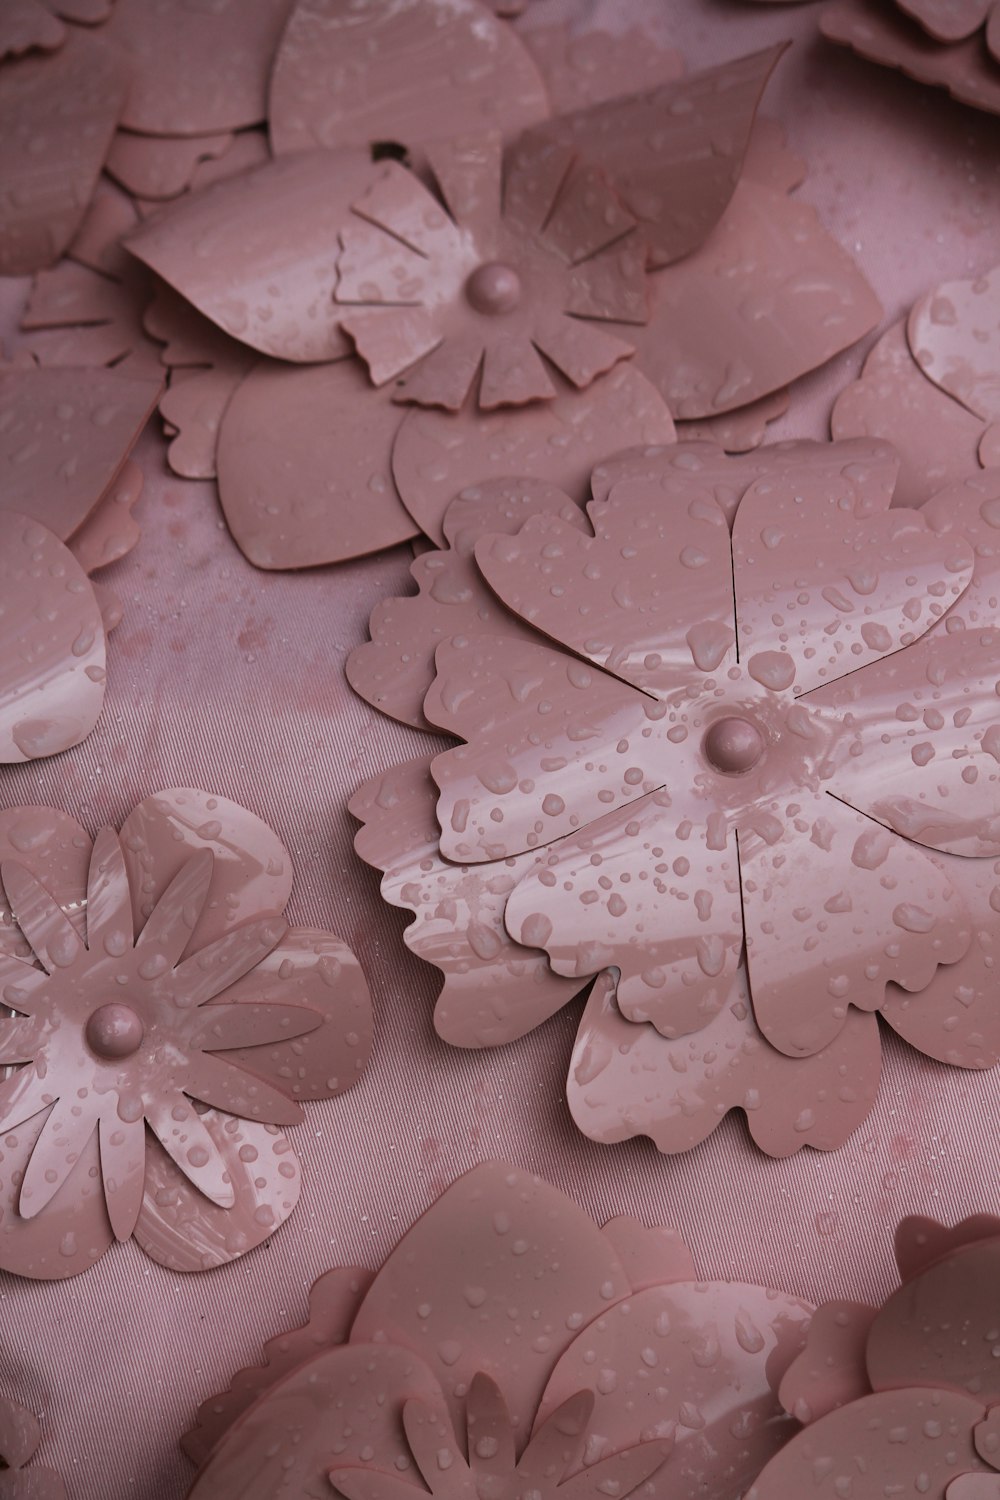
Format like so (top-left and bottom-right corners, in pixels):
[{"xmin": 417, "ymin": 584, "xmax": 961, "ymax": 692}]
[
  {"xmin": 181, "ymin": 1162, "xmax": 813, "ymax": 1499},
  {"xmin": 0, "ymin": 788, "xmax": 372, "ymax": 1279},
  {"xmin": 750, "ymin": 1215, "xmax": 1000, "ymax": 1499},
  {"xmin": 350, "ymin": 439, "xmax": 1000, "ymax": 1156}
]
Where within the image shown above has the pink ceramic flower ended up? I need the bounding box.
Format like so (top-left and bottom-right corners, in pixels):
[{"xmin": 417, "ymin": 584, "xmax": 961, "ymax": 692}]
[
  {"xmin": 0, "ymin": 1395, "xmax": 65, "ymax": 1499},
  {"xmin": 181, "ymin": 1162, "xmax": 813, "ymax": 1499},
  {"xmin": 749, "ymin": 1215, "xmax": 1000, "ymax": 1498},
  {"xmin": 0, "ymin": 788, "xmax": 373, "ymax": 1279},
  {"xmin": 821, "ymin": 0, "xmax": 1000, "ymax": 114},
  {"xmin": 350, "ymin": 438, "xmax": 1000, "ymax": 1156}
]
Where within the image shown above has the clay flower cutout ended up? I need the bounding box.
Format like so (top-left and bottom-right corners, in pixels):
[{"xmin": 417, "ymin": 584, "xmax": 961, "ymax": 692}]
[
  {"xmin": 335, "ymin": 135, "xmax": 645, "ymax": 411},
  {"xmin": 350, "ymin": 438, "xmax": 1000, "ymax": 1156},
  {"xmin": 182, "ymin": 1163, "xmax": 812, "ymax": 1498},
  {"xmin": 0, "ymin": 357, "xmax": 160, "ymax": 761},
  {"xmin": 822, "ymin": 0, "xmax": 1000, "ymax": 114},
  {"xmin": 0, "ymin": 788, "xmax": 372, "ymax": 1279},
  {"xmin": 0, "ymin": 1395, "xmax": 65, "ymax": 1499},
  {"xmin": 749, "ymin": 1215, "xmax": 1000, "ymax": 1498},
  {"xmin": 833, "ymin": 262, "xmax": 1000, "ymax": 507}
]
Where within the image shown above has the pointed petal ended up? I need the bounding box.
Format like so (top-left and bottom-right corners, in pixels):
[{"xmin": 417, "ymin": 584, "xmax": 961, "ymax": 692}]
[
  {"xmin": 565, "ymin": 238, "xmax": 648, "ymax": 324},
  {"xmin": 337, "ymin": 221, "xmax": 430, "ymax": 308},
  {"xmin": 392, "ymin": 335, "xmax": 483, "ymax": 412},
  {"xmin": 85, "ymin": 829, "xmax": 133, "ymax": 956},
  {"xmin": 120, "ymin": 787, "xmax": 293, "ymax": 952},
  {"xmin": 171, "ymin": 915, "xmax": 285, "ymax": 1008},
  {"xmin": 504, "ymin": 139, "xmax": 575, "ymax": 238},
  {"xmin": 18, "ymin": 1095, "xmax": 98, "ymax": 1220},
  {"xmin": 731, "ymin": 468, "xmax": 973, "ymax": 698},
  {"xmin": 556, "ymin": 1440, "xmax": 670, "ymax": 1500},
  {"xmin": 332, "ymin": 1473, "xmax": 427, "ymax": 1500},
  {"xmin": 182, "ymin": 1052, "xmax": 304, "ymax": 1128},
  {"xmin": 0, "ymin": 1014, "xmax": 42, "ymax": 1063},
  {"xmin": 426, "ymin": 635, "xmax": 668, "ymax": 862},
  {"xmin": 518, "ymin": 1389, "xmax": 592, "ymax": 1484},
  {"xmin": 740, "ymin": 795, "xmax": 971, "ymax": 1058},
  {"xmin": 0, "ymin": 515, "xmax": 107, "ymax": 765},
  {"xmin": 466, "ymin": 1376, "xmax": 516, "ymax": 1482},
  {"xmin": 531, "ymin": 316, "xmax": 634, "ymax": 390},
  {"xmin": 567, "ymin": 968, "xmax": 882, "ymax": 1159},
  {"xmin": 98, "ymin": 1111, "xmax": 146, "ymax": 1243},
  {"xmin": 479, "ymin": 337, "xmax": 557, "ymax": 409},
  {"xmin": 351, "ymin": 1162, "xmax": 630, "ymax": 1446},
  {"xmin": 134, "ymin": 1113, "xmax": 301, "ymax": 1273},
  {"xmin": 473, "ymin": 481, "xmax": 735, "ymax": 699},
  {"xmin": 402, "ymin": 1398, "xmax": 464, "ymax": 1490},
  {"xmin": 506, "ymin": 791, "xmax": 742, "ymax": 1039},
  {"xmin": 425, "ymin": 135, "xmax": 503, "ymax": 241},
  {"xmin": 187, "ymin": 1001, "xmax": 321, "ymax": 1053},
  {"xmin": 543, "ymin": 163, "xmax": 636, "ymax": 265},
  {"xmin": 351, "ymin": 759, "xmax": 586, "ymax": 1048},
  {"xmin": 347, "ymin": 162, "xmax": 454, "ymax": 260},
  {"xmin": 0, "ymin": 807, "xmax": 90, "ymax": 962},
  {"xmin": 0, "ymin": 1103, "xmax": 113, "ymax": 1279},
  {"xmin": 144, "ymin": 1092, "xmax": 235, "ymax": 1210},
  {"xmin": 269, "ymin": 0, "xmax": 548, "ymax": 158},
  {"xmin": 134, "ymin": 848, "xmax": 213, "ymax": 970},
  {"xmin": 0, "ymin": 863, "xmax": 83, "ymax": 974},
  {"xmin": 908, "ymin": 267, "xmax": 1000, "ymax": 423},
  {"xmin": 392, "ymin": 363, "xmax": 675, "ymax": 548}
]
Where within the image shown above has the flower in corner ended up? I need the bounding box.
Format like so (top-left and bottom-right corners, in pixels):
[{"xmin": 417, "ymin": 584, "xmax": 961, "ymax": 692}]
[{"xmin": 0, "ymin": 788, "xmax": 373, "ymax": 1279}]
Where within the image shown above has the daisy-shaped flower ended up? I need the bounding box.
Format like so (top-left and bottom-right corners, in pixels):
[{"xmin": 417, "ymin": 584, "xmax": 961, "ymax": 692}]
[
  {"xmin": 335, "ymin": 133, "xmax": 646, "ymax": 411},
  {"xmin": 182, "ymin": 1162, "xmax": 812, "ymax": 1498},
  {"xmin": 822, "ymin": 0, "xmax": 1000, "ymax": 115},
  {"xmin": 0, "ymin": 1395, "xmax": 65, "ymax": 1499},
  {"xmin": 750, "ymin": 1215, "xmax": 1000, "ymax": 1498},
  {"xmin": 833, "ymin": 263, "xmax": 1000, "ymax": 507},
  {"xmin": 0, "ymin": 788, "xmax": 372, "ymax": 1278},
  {"xmin": 350, "ymin": 438, "xmax": 1000, "ymax": 1156}
]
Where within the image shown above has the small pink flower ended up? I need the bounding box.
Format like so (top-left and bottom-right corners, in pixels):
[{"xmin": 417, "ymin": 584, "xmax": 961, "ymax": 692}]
[
  {"xmin": 182, "ymin": 1163, "xmax": 813, "ymax": 1498},
  {"xmin": 0, "ymin": 788, "xmax": 372, "ymax": 1278},
  {"xmin": 750, "ymin": 1216, "xmax": 1000, "ymax": 1499}
]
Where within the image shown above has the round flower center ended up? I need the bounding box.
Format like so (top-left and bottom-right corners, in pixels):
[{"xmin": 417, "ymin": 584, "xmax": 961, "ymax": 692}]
[
  {"xmin": 85, "ymin": 1002, "xmax": 144, "ymax": 1060},
  {"xmin": 703, "ymin": 715, "xmax": 765, "ymax": 775},
  {"xmin": 465, "ymin": 261, "xmax": 522, "ymax": 315}
]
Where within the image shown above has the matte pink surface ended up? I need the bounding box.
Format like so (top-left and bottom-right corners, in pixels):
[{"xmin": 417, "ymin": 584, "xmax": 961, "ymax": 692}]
[{"xmin": 3, "ymin": 1, "xmax": 1000, "ymax": 1496}]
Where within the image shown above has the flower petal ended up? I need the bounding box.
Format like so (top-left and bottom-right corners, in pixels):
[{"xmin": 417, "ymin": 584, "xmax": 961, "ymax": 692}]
[
  {"xmin": 731, "ymin": 467, "xmax": 973, "ymax": 698},
  {"xmin": 898, "ymin": 0, "xmax": 993, "ymax": 42},
  {"xmin": 134, "ymin": 848, "xmax": 213, "ymax": 970},
  {"xmin": 909, "ymin": 267, "xmax": 1000, "ymax": 423},
  {"xmin": 0, "ymin": 1104, "xmax": 113, "ymax": 1279},
  {"xmin": 627, "ymin": 181, "xmax": 881, "ymax": 418},
  {"xmin": 740, "ymin": 793, "xmax": 971, "ymax": 1058},
  {"xmin": 542, "ymin": 162, "xmax": 637, "ymax": 266},
  {"xmin": 0, "ymin": 28, "xmax": 127, "ymax": 275},
  {"xmin": 391, "ymin": 334, "xmax": 484, "ymax": 412},
  {"xmin": 170, "ymin": 916, "xmax": 286, "ymax": 1008},
  {"xmin": 269, "ymin": 0, "xmax": 548, "ymax": 157},
  {"xmin": 216, "ymin": 361, "xmax": 419, "ymax": 568},
  {"xmin": 350, "ymin": 1161, "xmax": 630, "ymax": 1445},
  {"xmin": 347, "ymin": 477, "xmax": 582, "ymax": 730},
  {"xmin": 747, "ymin": 1388, "xmax": 988, "ymax": 1499},
  {"xmin": 0, "ymin": 806, "xmax": 90, "ymax": 961},
  {"xmin": 119, "ymin": 787, "xmax": 293, "ymax": 951},
  {"xmin": 97, "ymin": 1110, "xmax": 146, "ymax": 1244},
  {"xmin": 776, "ymin": 1300, "xmax": 877, "ymax": 1425},
  {"xmin": 102, "ymin": 0, "xmax": 290, "ymax": 135},
  {"xmin": 427, "ymin": 635, "xmax": 668, "ymax": 862},
  {"xmin": 479, "ymin": 336, "xmax": 557, "ymax": 408},
  {"xmin": 186, "ymin": 1345, "xmax": 444, "ymax": 1500},
  {"xmin": 127, "ymin": 148, "xmax": 379, "ymax": 363},
  {"xmin": 521, "ymin": 47, "xmax": 784, "ymax": 270},
  {"xmin": 564, "ymin": 237, "xmax": 648, "ymax": 325},
  {"xmin": 18, "ymin": 1092, "xmax": 98, "ymax": 1221},
  {"xmin": 537, "ymin": 1279, "xmax": 811, "ymax": 1494},
  {"xmin": 567, "ymin": 969, "xmax": 881, "ymax": 1158},
  {"xmin": 105, "ymin": 128, "xmax": 235, "ymax": 202},
  {"xmin": 677, "ymin": 387, "xmax": 790, "ymax": 455},
  {"xmin": 531, "ymin": 316, "xmax": 635, "ymax": 390},
  {"xmin": 66, "ymin": 458, "xmax": 143, "ymax": 575},
  {"xmin": 466, "ymin": 1374, "xmax": 516, "ymax": 1481},
  {"xmin": 144, "ymin": 1092, "xmax": 235, "ymax": 1210},
  {"xmin": 424, "ymin": 135, "xmax": 503, "ymax": 242},
  {"xmin": 350, "ymin": 758, "xmax": 586, "ymax": 1048},
  {"xmin": 181, "ymin": 1052, "xmax": 305, "ymax": 1128},
  {"xmin": 474, "ymin": 481, "xmax": 735, "ymax": 699},
  {"xmin": 340, "ymin": 309, "xmax": 442, "ymax": 386},
  {"xmin": 506, "ymin": 790, "xmax": 742, "ymax": 1039},
  {"xmin": 392, "ymin": 363, "xmax": 675, "ymax": 547},
  {"xmin": 0, "ymin": 366, "xmax": 160, "ymax": 540},
  {"xmin": 0, "ymin": 514, "xmax": 107, "ymax": 764},
  {"xmin": 84, "ymin": 828, "xmax": 133, "ymax": 956},
  {"xmin": 0, "ymin": 1395, "xmax": 41, "ymax": 1468},
  {"xmin": 867, "ymin": 1235, "xmax": 1000, "ymax": 1401},
  {"xmin": 134, "ymin": 1112, "xmax": 300, "ymax": 1272},
  {"xmin": 0, "ymin": 862, "xmax": 84, "ymax": 976}
]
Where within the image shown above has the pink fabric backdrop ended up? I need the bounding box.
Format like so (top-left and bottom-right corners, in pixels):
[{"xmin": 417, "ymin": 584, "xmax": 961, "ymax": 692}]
[{"xmin": 2, "ymin": 2, "xmax": 1000, "ymax": 1495}]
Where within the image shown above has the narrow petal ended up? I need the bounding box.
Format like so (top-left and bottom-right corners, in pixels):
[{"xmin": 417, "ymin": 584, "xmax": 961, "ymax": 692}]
[
  {"xmin": 332, "ymin": 1473, "xmax": 426, "ymax": 1500},
  {"xmin": 348, "ymin": 162, "xmax": 454, "ymax": 259},
  {"xmin": 740, "ymin": 794, "xmax": 971, "ymax": 1058},
  {"xmin": 18, "ymin": 1095, "xmax": 98, "ymax": 1220},
  {"xmin": 0, "ymin": 1014, "xmax": 42, "ymax": 1064},
  {"xmin": 392, "ymin": 335, "xmax": 483, "ymax": 411},
  {"xmin": 182, "ymin": 1052, "xmax": 304, "ymax": 1128},
  {"xmin": 556, "ymin": 1440, "xmax": 670, "ymax": 1500},
  {"xmin": 1, "ymin": 861, "xmax": 84, "ymax": 974},
  {"xmin": 144, "ymin": 1092, "xmax": 235, "ymax": 1210},
  {"xmin": 85, "ymin": 828, "xmax": 133, "ymax": 956},
  {"xmin": 402, "ymin": 1398, "xmax": 464, "ymax": 1491},
  {"xmin": 531, "ymin": 316, "xmax": 634, "ymax": 390},
  {"xmin": 186, "ymin": 1002, "xmax": 321, "ymax": 1053},
  {"xmin": 567, "ymin": 969, "xmax": 882, "ymax": 1159},
  {"xmin": 518, "ymin": 1390, "xmax": 592, "ymax": 1484},
  {"xmin": 466, "ymin": 1376, "xmax": 516, "ymax": 1482},
  {"xmin": 0, "ymin": 807, "xmax": 90, "ymax": 960},
  {"xmin": 171, "ymin": 915, "xmax": 286, "ymax": 1008},
  {"xmin": 479, "ymin": 336, "xmax": 557, "ymax": 409},
  {"xmin": 506, "ymin": 791, "xmax": 742, "ymax": 1040},
  {"xmin": 504, "ymin": 139, "xmax": 575, "ymax": 237},
  {"xmin": 134, "ymin": 847, "xmax": 213, "ymax": 970},
  {"xmin": 0, "ymin": 1104, "xmax": 113, "ymax": 1279},
  {"xmin": 98, "ymin": 1110, "xmax": 146, "ymax": 1243},
  {"xmin": 543, "ymin": 162, "xmax": 636, "ymax": 265}
]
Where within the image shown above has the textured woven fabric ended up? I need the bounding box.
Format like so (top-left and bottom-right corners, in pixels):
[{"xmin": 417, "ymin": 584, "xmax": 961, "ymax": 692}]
[{"xmin": 2, "ymin": 2, "xmax": 1000, "ymax": 1495}]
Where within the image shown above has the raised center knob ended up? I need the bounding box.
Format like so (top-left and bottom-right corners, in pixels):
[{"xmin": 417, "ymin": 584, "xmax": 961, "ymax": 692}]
[
  {"xmin": 466, "ymin": 261, "xmax": 521, "ymax": 315},
  {"xmin": 703, "ymin": 716, "xmax": 765, "ymax": 775},
  {"xmin": 86, "ymin": 1003, "xmax": 144, "ymax": 1060}
]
